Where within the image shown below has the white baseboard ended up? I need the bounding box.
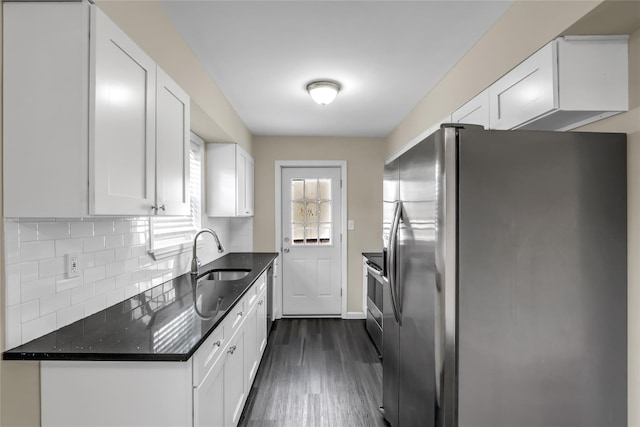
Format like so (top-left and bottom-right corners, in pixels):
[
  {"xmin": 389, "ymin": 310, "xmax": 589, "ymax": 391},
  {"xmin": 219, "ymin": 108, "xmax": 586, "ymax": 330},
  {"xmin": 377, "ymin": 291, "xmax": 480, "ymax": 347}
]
[{"xmin": 344, "ymin": 311, "xmax": 366, "ymax": 320}]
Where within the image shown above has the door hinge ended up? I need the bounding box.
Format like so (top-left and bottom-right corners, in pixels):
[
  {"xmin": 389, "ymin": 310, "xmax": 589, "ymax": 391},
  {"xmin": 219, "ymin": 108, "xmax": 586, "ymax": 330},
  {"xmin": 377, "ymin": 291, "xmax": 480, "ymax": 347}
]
[
  {"xmin": 340, "ymin": 289, "xmax": 343, "ymax": 297},
  {"xmin": 340, "ymin": 179, "xmax": 343, "ymax": 188}
]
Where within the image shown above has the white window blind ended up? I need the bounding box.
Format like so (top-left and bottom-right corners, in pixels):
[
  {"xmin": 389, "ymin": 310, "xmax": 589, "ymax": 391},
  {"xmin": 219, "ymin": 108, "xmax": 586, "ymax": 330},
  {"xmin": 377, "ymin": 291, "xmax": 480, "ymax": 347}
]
[{"xmin": 149, "ymin": 137, "xmax": 202, "ymax": 256}]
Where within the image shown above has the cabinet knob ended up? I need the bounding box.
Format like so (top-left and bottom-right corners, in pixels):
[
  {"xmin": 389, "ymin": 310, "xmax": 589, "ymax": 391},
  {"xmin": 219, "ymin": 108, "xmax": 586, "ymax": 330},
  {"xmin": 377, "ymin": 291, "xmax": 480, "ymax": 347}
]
[
  {"xmin": 237, "ymin": 311, "xmax": 244, "ymax": 317},
  {"xmin": 158, "ymin": 205, "xmax": 166, "ymax": 211},
  {"xmin": 213, "ymin": 340, "xmax": 222, "ymax": 348},
  {"xmin": 150, "ymin": 205, "xmax": 166, "ymax": 213},
  {"xmin": 258, "ymin": 300, "xmax": 263, "ymax": 305},
  {"xmin": 228, "ymin": 345, "xmax": 237, "ymax": 354}
]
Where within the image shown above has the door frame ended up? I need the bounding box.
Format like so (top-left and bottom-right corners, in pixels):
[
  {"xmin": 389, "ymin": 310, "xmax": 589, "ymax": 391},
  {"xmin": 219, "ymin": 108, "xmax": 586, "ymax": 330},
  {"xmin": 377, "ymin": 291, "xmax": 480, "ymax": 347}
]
[{"xmin": 275, "ymin": 160, "xmax": 348, "ymax": 319}]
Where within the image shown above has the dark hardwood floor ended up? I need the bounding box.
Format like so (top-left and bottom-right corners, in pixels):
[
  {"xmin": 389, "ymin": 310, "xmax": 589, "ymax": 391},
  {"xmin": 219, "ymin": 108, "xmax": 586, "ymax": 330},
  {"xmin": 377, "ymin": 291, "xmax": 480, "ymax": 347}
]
[{"xmin": 238, "ymin": 318, "xmax": 387, "ymax": 427}]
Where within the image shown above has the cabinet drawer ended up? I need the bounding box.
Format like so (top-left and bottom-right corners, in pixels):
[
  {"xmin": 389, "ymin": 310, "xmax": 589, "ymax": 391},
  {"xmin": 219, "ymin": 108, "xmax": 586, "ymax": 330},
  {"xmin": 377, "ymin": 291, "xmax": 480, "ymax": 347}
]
[
  {"xmin": 192, "ymin": 326, "xmax": 225, "ymax": 387},
  {"xmin": 224, "ymin": 299, "xmax": 246, "ymax": 339},
  {"xmin": 245, "ymin": 282, "xmax": 258, "ymax": 311},
  {"xmin": 257, "ymin": 272, "xmax": 267, "ymax": 294}
]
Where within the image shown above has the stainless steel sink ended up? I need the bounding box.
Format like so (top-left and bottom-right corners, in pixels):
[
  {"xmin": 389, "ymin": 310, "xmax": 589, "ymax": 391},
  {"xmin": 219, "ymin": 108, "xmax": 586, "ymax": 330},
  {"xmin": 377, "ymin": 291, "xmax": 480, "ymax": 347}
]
[{"xmin": 199, "ymin": 269, "xmax": 251, "ymax": 281}]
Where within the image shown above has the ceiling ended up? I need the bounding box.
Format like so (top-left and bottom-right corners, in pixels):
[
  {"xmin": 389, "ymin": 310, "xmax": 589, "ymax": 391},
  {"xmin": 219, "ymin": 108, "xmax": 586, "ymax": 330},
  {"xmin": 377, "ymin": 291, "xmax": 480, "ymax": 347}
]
[{"xmin": 159, "ymin": 1, "xmax": 513, "ymax": 138}]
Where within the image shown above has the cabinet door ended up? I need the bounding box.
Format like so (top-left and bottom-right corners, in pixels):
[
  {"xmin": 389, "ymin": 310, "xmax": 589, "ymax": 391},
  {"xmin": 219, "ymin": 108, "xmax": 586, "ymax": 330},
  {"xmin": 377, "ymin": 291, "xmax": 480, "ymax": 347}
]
[
  {"xmin": 90, "ymin": 6, "xmax": 156, "ymax": 215},
  {"xmin": 451, "ymin": 89, "xmax": 490, "ymax": 129},
  {"xmin": 236, "ymin": 147, "xmax": 254, "ymax": 217},
  {"xmin": 193, "ymin": 357, "xmax": 225, "ymax": 427},
  {"xmin": 488, "ymin": 42, "xmax": 557, "ymax": 130},
  {"xmin": 156, "ymin": 67, "xmax": 190, "ymax": 216},
  {"xmin": 244, "ymin": 302, "xmax": 259, "ymax": 393},
  {"xmin": 224, "ymin": 331, "xmax": 246, "ymax": 427},
  {"xmin": 245, "ymin": 155, "xmax": 255, "ymax": 216},
  {"xmin": 257, "ymin": 290, "xmax": 268, "ymax": 357}
]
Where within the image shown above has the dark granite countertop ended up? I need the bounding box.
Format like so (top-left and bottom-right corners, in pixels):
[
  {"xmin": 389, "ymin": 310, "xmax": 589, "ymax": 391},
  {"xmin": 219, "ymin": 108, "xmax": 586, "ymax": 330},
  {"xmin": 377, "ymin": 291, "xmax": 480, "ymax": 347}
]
[
  {"xmin": 362, "ymin": 252, "xmax": 383, "ymax": 271},
  {"xmin": 3, "ymin": 252, "xmax": 277, "ymax": 362}
]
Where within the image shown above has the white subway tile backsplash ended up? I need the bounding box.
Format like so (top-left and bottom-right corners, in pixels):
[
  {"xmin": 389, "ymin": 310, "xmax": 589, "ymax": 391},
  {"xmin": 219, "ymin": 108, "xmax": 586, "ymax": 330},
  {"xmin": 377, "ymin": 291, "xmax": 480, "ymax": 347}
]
[
  {"xmin": 4, "ymin": 216, "xmax": 245, "ymax": 348},
  {"xmin": 106, "ymin": 261, "xmax": 125, "ymax": 278},
  {"xmin": 70, "ymin": 221, "xmax": 94, "ymax": 238},
  {"xmin": 56, "ymin": 276, "xmax": 83, "ymax": 293},
  {"xmin": 55, "ymin": 238, "xmax": 83, "ymax": 257},
  {"xmin": 84, "ymin": 294, "xmax": 107, "ymax": 317},
  {"xmin": 80, "ymin": 253, "xmax": 95, "ymax": 270},
  {"xmin": 124, "ymin": 283, "xmax": 140, "ymax": 299},
  {"xmin": 40, "ymin": 291, "xmax": 70, "ymax": 316},
  {"xmin": 83, "ymin": 236, "xmax": 106, "ymax": 252},
  {"xmin": 115, "ymin": 271, "xmax": 132, "ymax": 288},
  {"xmin": 106, "ymin": 288, "xmax": 125, "ymax": 307},
  {"xmin": 105, "ymin": 234, "xmax": 124, "ymax": 249},
  {"xmin": 38, "ymin": 222, "xmax": 70, "ymax": 240},
  {"xmin": 21, "ymin": 277, "xmax": 56, "ymax": 303},
  {"xmin": 95, "ymin": 277, "xmax": 116, "ymax": 296},
  {"xmin": 94, "ymin": 249, "xmax": 115, "ymax": 266},
  {"xmin": 20, "ymin": 222, "xmax": 38, "ymax": 242},
  {"xmin": 71, "ymin": 284, "xmax": 95, "ymax": 306},
  {"xmin": 20, "ymin": 261, "xmax": 39, "ymax": 282},
  {"xmin": 123, "ymin": 258, "xmax": 139, "ymax": 273},
  {"xmin": 115, "ymin": 246, "xmax": 132, "ymax": 261},
  {"xmin": 83, "ymin": 265, "xmax": 106, "ymax": 284},
  {"xmin": 94, "ymin": 221, "xmax": 115, "ymax": 236},
  {"xmin": 6, "ymin": 265, "xmax": 22, "ymax": 307},
  {"xmin": 22, "ymin": 313, "xmax": 56, "ymax": 343},
  {"xmin": 6, "ymin": 306, "xmax": 22, "ymax": 349},
  {"xmin": 115, "ymin": 220, "xmax": 131, "ymax": 235},
  {"xmin": 21, "ymin": 300, "xmax": 40, "ymax": 323},
  {"xmin": 21, "ymin": 240, "xmax": 55, "ymax": 262},
  {"xmin": 5, "ymin": 240, "xmax": 20, "ymax": 265},
  {"xmin": 39, "ymin": 257, "xmax": 65, "ymax": 278},
  {"xmin": 57, "ymin": 305, "xmax": 84, "ymax": 328}
]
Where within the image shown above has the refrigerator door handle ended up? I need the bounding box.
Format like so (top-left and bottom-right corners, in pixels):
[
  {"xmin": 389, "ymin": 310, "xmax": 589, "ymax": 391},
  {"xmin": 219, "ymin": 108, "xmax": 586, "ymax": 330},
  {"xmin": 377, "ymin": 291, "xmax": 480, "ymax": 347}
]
[{"xmin": 388, "ymin": 200, "xmax": 402, "ymax": 324}]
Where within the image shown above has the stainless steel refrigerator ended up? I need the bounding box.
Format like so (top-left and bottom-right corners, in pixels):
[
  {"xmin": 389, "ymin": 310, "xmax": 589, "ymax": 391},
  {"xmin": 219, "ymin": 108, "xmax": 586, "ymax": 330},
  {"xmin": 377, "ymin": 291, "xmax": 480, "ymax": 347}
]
[{"xmin": 382, "ymin": 124, "xmax": 627, "ymax": 427}]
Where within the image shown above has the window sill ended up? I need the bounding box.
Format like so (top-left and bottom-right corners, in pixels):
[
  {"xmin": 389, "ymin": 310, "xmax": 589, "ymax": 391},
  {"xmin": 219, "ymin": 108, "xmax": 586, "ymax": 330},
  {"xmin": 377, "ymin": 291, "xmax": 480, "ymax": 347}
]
[{"xmin": 148, "ymin": 240, "xmax": 204, "ymax": 261}]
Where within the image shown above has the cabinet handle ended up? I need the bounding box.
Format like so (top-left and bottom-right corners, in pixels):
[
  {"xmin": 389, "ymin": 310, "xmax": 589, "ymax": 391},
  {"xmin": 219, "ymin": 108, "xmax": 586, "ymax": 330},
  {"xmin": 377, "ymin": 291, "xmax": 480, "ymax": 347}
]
[
  {"xmin": 258, "ymin": 300, "xmax": 263, "ymax": 305},
  {"xmin": 237, "ymin": 311, "xmax": 243, "ymax": 317},
  {"xmin": 228, "ymin": 345, "xmax": 237, "ymax": 354},
  {"xmin": 158, "ymin": 205, "xmax": 166, "ymax": 211},
  {"xmin": 213, "ymin": 340, "xmax": 222, "ymax": 348},
  {"xmin": 151, "ymin": 205, "xmax": 166, "ymax": 213}
]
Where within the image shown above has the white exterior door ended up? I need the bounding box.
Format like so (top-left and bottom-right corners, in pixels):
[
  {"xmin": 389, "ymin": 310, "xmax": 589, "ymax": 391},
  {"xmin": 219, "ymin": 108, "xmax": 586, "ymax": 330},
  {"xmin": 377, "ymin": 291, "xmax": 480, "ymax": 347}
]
[{"xmin": 281, "ymin": 167, "xmax": 342, "ymax": 316}]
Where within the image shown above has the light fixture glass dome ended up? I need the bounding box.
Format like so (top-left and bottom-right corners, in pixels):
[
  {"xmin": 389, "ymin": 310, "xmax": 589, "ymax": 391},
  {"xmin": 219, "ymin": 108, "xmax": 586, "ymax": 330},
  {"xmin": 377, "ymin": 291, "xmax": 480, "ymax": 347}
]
[{"xmin": 306, "ymin": 81, "xmax": 341, "ymax": 105}]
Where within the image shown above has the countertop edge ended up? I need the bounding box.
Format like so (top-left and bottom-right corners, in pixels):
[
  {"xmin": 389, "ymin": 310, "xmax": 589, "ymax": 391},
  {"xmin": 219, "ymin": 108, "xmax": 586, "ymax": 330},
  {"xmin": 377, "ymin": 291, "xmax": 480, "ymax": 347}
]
[{"xmin": 3, "ymin": 252, "xmax": 278, "ymax": 363}]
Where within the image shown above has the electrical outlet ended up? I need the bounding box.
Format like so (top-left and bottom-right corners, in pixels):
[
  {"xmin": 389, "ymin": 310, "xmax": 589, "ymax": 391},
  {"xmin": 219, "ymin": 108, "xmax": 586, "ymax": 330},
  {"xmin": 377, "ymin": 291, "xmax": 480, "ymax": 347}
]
[{"xmin": 66, "ymin": 253, "xmax": 80, "ymax": 279}]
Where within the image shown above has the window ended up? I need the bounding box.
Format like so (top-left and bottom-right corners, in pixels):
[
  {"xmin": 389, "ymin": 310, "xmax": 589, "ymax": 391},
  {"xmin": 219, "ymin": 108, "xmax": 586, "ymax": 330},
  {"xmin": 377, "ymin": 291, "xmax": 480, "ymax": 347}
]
[
  {"xmin": 291, "ymin": 178, "xmax": 332, "ymax": 245},
  {"xmin": 149, "ymin": 133, "xmax": 203, "ymax": 257}
]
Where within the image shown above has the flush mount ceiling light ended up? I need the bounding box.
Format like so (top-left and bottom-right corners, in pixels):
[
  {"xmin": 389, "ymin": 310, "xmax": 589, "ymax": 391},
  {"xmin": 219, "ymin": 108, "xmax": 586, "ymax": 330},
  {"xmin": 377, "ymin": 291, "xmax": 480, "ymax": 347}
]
[{"xmin": 306, "ymin": 80, "xmax": 341, "ymax": 105}]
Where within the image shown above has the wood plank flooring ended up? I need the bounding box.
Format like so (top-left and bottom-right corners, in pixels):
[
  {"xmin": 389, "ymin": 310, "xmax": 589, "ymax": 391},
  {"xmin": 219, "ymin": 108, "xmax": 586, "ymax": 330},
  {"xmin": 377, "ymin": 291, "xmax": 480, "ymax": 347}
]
[{"xmin": 238, "ymin": 319, "xmax": 387, "ymax": 427}]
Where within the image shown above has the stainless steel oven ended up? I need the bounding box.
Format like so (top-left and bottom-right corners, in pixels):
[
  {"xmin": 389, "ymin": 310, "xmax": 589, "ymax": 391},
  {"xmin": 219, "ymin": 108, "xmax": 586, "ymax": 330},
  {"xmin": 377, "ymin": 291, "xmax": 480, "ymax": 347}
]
[{"xmin": 365, "ymin": 260, "xmax": 383, "ymax": 356}]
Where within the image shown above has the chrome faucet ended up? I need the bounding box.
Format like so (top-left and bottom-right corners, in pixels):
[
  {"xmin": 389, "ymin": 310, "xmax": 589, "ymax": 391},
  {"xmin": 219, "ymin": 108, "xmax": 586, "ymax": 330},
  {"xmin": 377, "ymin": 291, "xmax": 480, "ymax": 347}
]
[{"xmin": 191, "ymin": 228, "xmax": 224, "ymax": 276}]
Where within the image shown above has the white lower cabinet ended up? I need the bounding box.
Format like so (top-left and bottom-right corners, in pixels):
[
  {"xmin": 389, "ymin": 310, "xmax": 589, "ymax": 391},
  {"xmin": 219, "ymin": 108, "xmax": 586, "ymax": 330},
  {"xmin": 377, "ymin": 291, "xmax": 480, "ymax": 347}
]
[
  {"xmin": 41, "ymin": 270, "xmax": 270, "ymax": 427},
  {"xmin": 224, "ymin": 329, "xmax": 246, "ymax": 427},
  {"xmin": 194, "ymin": 356, "xmax": 225, "ymax": 427}
]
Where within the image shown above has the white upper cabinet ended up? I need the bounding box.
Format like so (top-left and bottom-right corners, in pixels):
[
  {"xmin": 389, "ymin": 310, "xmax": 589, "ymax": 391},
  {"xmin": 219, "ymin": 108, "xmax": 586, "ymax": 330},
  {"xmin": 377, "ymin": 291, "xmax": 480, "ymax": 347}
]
[
  {"xmin": 3, "ymin": 2, "xmax": 190, "ymax": 218},
  {"xmin": 90, "ymin": 6, "xmax": 156, "ymax": 215},
  {"xmin": 206, "ymin": 144, "xmax": 255, "ymax": 217},
  {"xmin": 451, "ymin": 89, "xmax": 490, "ymax": 129},
  {"xmin": 155, "ymin": 68, "xmax": 190, "ymax": 216},
  {"xmin": 489, "ymin": 36, "xmax": 628, "ymax": 131}
]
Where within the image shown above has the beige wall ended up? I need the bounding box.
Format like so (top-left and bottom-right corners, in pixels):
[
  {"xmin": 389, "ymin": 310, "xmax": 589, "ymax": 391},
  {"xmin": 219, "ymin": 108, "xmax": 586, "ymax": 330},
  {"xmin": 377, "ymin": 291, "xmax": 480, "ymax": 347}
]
[
  {"xmin": 252, "ymin": 137, "xmax": 386, "ymax": 312},
  {"xmin": 386, "ymin": 1, "xmax": 640, "ymax": 423},
  {"xmin": 576, "ymin": 27, "xmax": 640, "ymax": 425},
  {"xmin": 94, "ymin": 0, "xmax": 253, "ymax": 154},
  {"xmin": 0, "ymin": 4, "xmax": 42, "ymax": 425},
  {"xmin": 386, "ymin": 0, "xmax": 604, "ymax": 158}
]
